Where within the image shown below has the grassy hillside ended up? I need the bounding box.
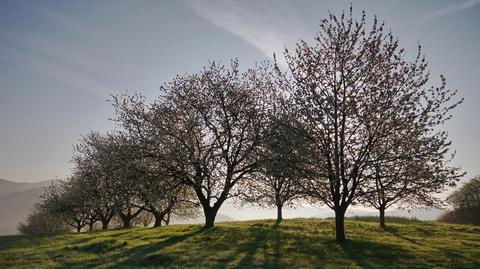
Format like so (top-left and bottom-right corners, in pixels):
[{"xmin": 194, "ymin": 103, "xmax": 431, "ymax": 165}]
[{"xmin": 0, "ymin": 218, "xmax": 479, "ymax": 268}]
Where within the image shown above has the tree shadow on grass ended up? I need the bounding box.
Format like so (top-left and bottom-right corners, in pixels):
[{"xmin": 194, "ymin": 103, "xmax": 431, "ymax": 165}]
[
  {"xmin": 385, "ymin": 226, "xmax": 420, "ymax": 245},
  {"xmin": 51, "ymin": 221, "xmax": 433, "ymax": 269},
  {"xmin": 108, "ymin": 228, "xmax": 206, "ymax": 268},
  {"xmin": 53, "ymin": 228, "xmax": 205, "ymax": 268},
  {"xmin": 235, "ymin": 221, "xmax": 329, "ymax": 269},
  {"xmin": 233, "ymin": 223, "xmax": 280, "ymax": 269},
  {"xmin": 340, "ymin": 239, "xmax": 427, "ymax": 269}
]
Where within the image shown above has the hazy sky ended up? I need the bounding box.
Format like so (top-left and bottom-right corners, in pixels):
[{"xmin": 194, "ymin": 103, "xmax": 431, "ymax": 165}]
[{"xmin": 1, "ymin": 0, "xmax": 479, "ymax": 184}]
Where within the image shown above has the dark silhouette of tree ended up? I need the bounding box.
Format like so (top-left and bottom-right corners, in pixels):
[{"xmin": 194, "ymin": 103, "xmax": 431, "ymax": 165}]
[
  {"xmin": 17, "ymin": 204, "xmax": 70, "ymax": 234},
  {"xmin": 133, "ymin": 211, "xmax": 154, "ymax": 227},
  {"xmin": 239, "ymin": 92, "xmax": 306, "ymax": 222},
  {"xmin": 358, "ymin": 133, "xmax": 462, "ymax": 228},
  {"xmin": 135, "ymin": 173, "xmax": 199, "ymax": 228},
  {"xmin": 72, "ymin": 132, "xmax": 121, "ymax": 230},
  {"xmin": 113, "ymin": 61, "xmax": 271, "ymax": 228},
  {"xmin": 40, "ymin": 179, "xmax": 91, "ymax": 232},
  {"xmin": 111, "ymin": 95, "xmax": 201, "ymax": 228},
  {"xmin": 279, "ymin": 8, "xmax": 462, "ymax": 242}
]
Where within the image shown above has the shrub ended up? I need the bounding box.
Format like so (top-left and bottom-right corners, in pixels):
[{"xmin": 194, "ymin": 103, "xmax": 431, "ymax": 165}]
[{"xmin": 17, "ymin": 206, "xmax": 70, "ymax": 234}]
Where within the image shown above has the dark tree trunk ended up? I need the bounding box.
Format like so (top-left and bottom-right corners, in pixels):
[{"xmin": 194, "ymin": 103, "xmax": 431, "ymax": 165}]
[
  {"xmin": 121, "ymin": 215, "xmax": 133, "ymax": 228},
  {"xmin": 379, "ymin": 205, "xmax": 386, "ymax": 229},
  {"xmin": 203, "ymin": 205, "xmax": 220, "ymax": 229},
  {"xmin": 101, "ymin": 220, "xmax": 109, "ymax": 230},
  {"xmin": 88, "ymin": 221, "xmax": 94, "ymax": 232},
  {"xmin": 195, "ymin": 186, "xmax": 225, "ymax": 229},
  {"xmin": 75, "ymin": 219, "xmax": 83, "ymax": 233},
  {"xmin": 335, "ymin": 207, "xmax": 346, "ymax": 243},
  {"xmin": 153, "ymin": 212, "xmax": 165, "ymax": 228},
  {"xmin": 119, "ymin": 208, "xmax": 142, "ymax": 229},
  {"xmin": 276, "ymin": 203, "xmax": 283, "ymax": 222}
]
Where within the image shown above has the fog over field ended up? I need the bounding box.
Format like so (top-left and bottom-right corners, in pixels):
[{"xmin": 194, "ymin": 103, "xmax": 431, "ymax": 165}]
[{"xmin": 0, "ymin": 178, "xmax": 442, "ymax": 235}]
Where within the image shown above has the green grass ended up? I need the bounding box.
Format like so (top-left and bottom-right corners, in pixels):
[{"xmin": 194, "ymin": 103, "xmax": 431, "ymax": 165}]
[{"xmin": 1, "ymin": 218, "xmax": 479, "ymax": 268}]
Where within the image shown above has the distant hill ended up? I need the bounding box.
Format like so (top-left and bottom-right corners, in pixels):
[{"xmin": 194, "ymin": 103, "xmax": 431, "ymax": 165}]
[
  {"xmin": 0, "ymin": 178, "xmax": 54, "ymax": 196},
  {"xmin": 0, "ymin": 179, "xmax": 54, "ymax": 235}
]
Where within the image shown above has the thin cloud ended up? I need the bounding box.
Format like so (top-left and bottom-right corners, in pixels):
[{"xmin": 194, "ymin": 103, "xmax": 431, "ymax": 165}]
[
  {"xmin": 180, "ymin": 0, "xmax": 309, "ymax": 67},
  {"xmin": 0, "ymin": 45, "xmax": 112, "ymax": 98},
  {"xmin": 0, "ymin": 4, "xmax": 119, "ymax": 98},
  {"xmin": 421, "ymin": 0, "xmax": 480, "ymax": 22}
]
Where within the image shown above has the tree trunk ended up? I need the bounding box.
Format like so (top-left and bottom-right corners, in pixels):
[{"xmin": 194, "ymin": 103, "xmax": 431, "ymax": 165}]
[
  {"xmin": 165, "ymin": 211, "xmax": 171, "ymax": 225},
  {"xmin": 119, "ymin": 208, "xmax": 142, "ymax": 228},
  {"xmin": 101, "ymin": 220, "xmax": 109, "ymax": 230},
  {"xmin": 153, "ymin": 212, "xmax": 165, "ymax": 228},
  {"xmin": 334, "ymin": 207, "xmax": 346, "ymax": 243},
  {"xmin": 75, "ymin": 220, "xmax": 82, "ymax": 233},
  {"xmin": 379, "ymin": 205, "xmax": 386, "ymax": 229},
  {"xmin": 88, "ymin": 221, "xmax": 94, "ymax": 232},
  {"xmin": 121, "ymin": 216, "xmax": 132, "ymax": 228},
  {"xmin": 276, "ymin": 203, "xmax": 283, "ymax": 222},
  {"xmin": 203, "ymin": 206, "xmax": 219, "ymax": 229}
]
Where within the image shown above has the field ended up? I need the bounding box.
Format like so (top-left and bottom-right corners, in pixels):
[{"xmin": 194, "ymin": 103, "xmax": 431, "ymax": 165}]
[{"xmin": 0, "ymin": 218, "xmax": 479, "ymax": 269}]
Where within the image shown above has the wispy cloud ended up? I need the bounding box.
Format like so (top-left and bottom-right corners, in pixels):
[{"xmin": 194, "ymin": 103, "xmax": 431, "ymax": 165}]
[
  {"xmin": 0, "ymin": 5, "xmax": 116, "ymax": 98},
  {"xmin": 0, "ymin": 45, "xmax": 112, "ymax": 98},
  {"xmin": 180, "ymin": 0, "xmax": 309, "ymax": 67},
  {"xmin": 421, "ymin": 0, "xmax": 480, "ymax": 22}
]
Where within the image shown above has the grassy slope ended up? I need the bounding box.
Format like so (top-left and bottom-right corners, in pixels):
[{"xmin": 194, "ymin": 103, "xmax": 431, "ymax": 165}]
[{"xmin": 0, "ymin": 218, "xmax": 479, "ymax": 269}]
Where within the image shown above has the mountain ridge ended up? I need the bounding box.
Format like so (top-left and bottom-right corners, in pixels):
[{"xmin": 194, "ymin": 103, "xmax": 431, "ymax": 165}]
[{"xmin": 0, "ymin": 178, "xmax": 55, "ymax": 235}]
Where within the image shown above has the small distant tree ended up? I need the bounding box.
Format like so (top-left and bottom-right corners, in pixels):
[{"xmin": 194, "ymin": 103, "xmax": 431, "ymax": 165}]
[
  {"xmin": 281, "ymin": 8, "xmax": 462, "ymax": 242},
  {"xmin": 73, "ymin": 132, "xmax": 120, "ymax": 230},
  {"xmin": 134, "ymin": 173, "xmax": 179, "ymax": 228},
  {"xmin": 133, "ymin": 211, "xmax": 154, "ymax": 227},
  {"xmin": 359, "ymin": 133, "xmax": 463, "ymax": 228},
  {"xmin": 18, "ymin": 205, "xmax": 70, "ymax": 234},
  {"xmin": 74, "ymin": 131, "xmax": 156, "ymax": 229},
  {"xmin": 164, "ymin": 187, "xmax": 200, "ymax": 225},
  {"xmin": 104, "ymin": 133, "xmax": 145, "ymax": 229},
  {"xmin": 40, "ymin": 179, "xmax": 91, "ymax": 233},
  {"xmin": 239, "ymin": 92, "xmax": 305, "ymax": 222}
]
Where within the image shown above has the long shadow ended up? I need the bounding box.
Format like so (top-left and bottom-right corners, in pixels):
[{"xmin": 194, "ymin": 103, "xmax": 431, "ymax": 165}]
[
  {"xmin": 277, "ymin": 225, "xmax": 330, "ymax": 268},
  {"xmin": 340, "ymin": 239, "xmax": 426, "ymax": 268},
  {"xmin": 0, "ymin": 233, "xmax": 63, "ymax": 249},
  {"xmin": 53, "ymin": 228, "xmax": 205, "ymax": 268},
  {"xmin": 385, "ymin": 227, "xmax": 420, "ymax": 245},
  {"xmin": 272, "ymin": 223, "xmax": 283, "ymax": 268},
  {"xmin": 108, "ymin": 228, "xmax": 205, "ymax": 268},
  {"xmin": 233, "ymin": 222, "xmax": 282, "ymax": 269},
  {"xmin": 236, "ymin": 221, "xmax": 328, "ymax": 268}
]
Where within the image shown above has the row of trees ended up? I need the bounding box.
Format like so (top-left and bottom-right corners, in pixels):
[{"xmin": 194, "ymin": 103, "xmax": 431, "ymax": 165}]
[
  {"xmin": 32, "ymin": 9, "xmax": 463, "ymax": 243},
  {"xmin": 33, "ymin": 132, "xmax": 199, "ymax": 233}
]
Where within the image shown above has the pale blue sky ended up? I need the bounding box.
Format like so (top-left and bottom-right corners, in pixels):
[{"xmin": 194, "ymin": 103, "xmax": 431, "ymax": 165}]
[{"xmin": 1, "ymin": 0, "xmax": 479, "ymax": 185}]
